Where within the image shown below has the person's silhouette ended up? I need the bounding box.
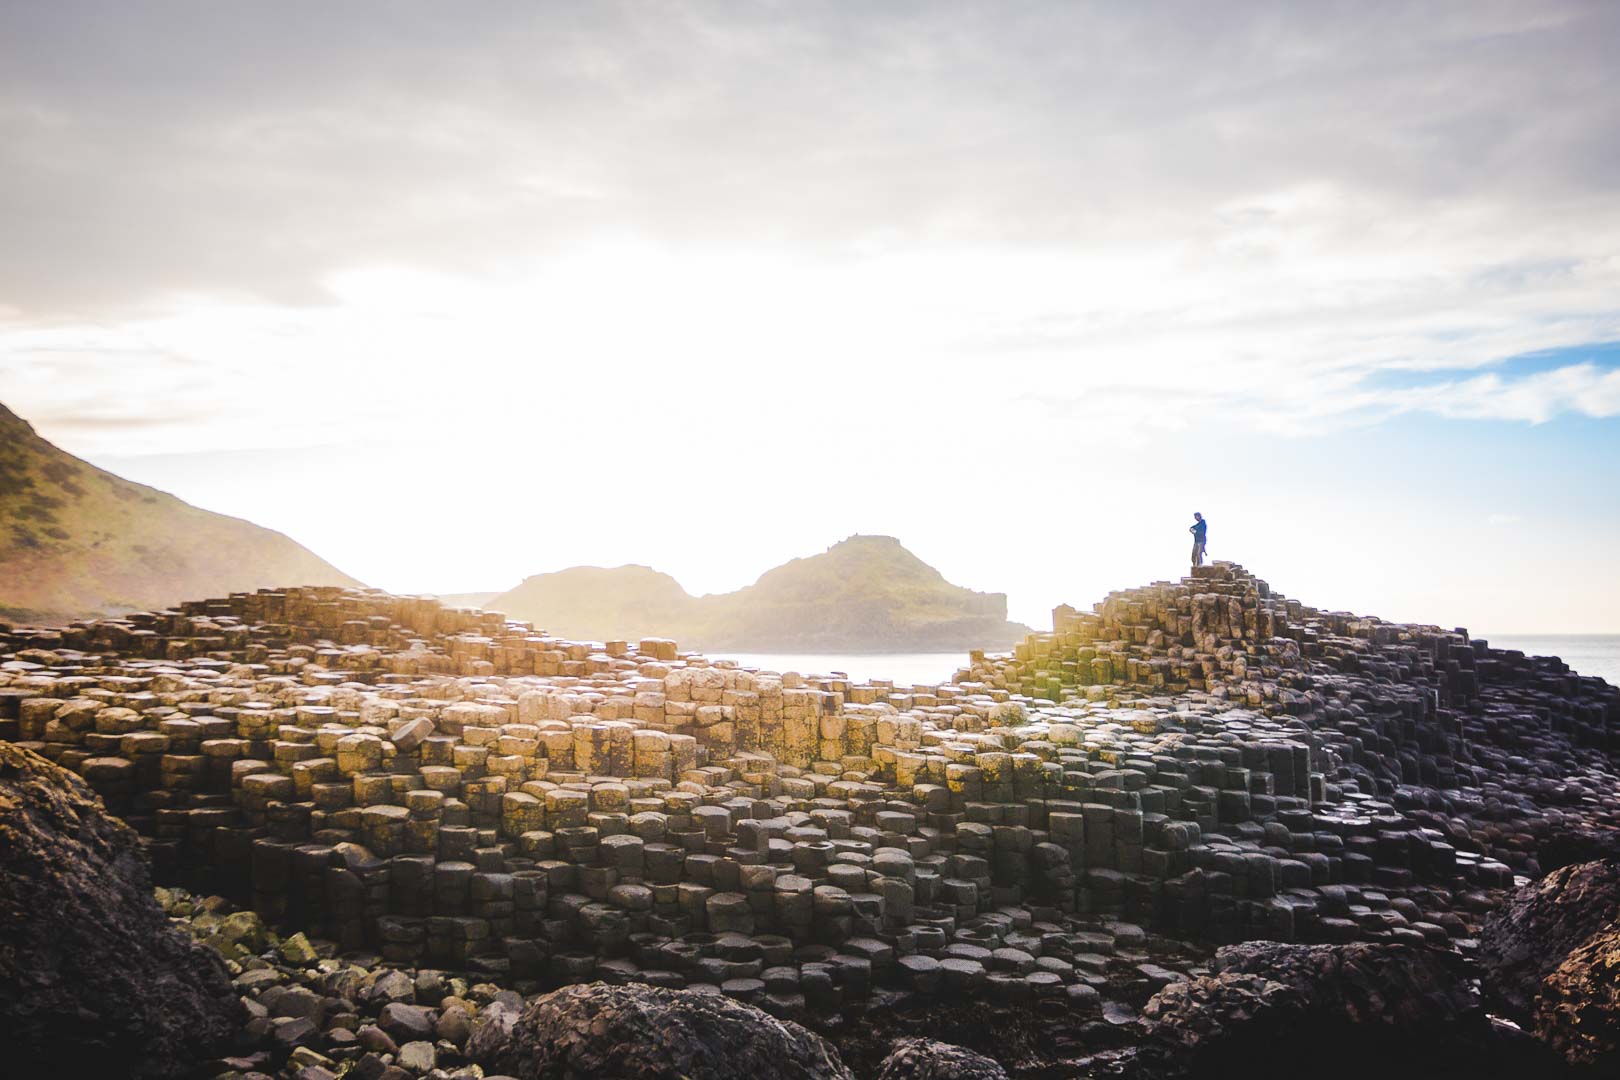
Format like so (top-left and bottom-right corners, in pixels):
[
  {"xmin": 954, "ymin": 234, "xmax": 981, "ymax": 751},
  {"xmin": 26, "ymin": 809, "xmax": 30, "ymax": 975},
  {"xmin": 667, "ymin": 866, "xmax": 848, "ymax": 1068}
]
[{"xmin": 1189, "ymin": 512, "xmax": 1207, "ymax": 567}]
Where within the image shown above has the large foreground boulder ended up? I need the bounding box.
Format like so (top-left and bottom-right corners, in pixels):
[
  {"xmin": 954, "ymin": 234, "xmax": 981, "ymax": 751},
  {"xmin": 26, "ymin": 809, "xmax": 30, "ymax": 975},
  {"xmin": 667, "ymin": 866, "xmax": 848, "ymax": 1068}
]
[
  {"xmin": 1479, "ymin": 859, "xmax": 1620, "ymax": 1017},
  {"xmin": 1534, "ymin": 925, "xmax": 1620, "ymax": 1070},
  {"xmin": 1120, "ymin": 942, "xmax": 1511, "ymax": 1079},
  {"xmin": 0, "ymin": 741, "xmax": 241, "ymax": 1077},
  {"xmin": 481, "ymin": 982, "xmax": 853, "ymax": 1079}
]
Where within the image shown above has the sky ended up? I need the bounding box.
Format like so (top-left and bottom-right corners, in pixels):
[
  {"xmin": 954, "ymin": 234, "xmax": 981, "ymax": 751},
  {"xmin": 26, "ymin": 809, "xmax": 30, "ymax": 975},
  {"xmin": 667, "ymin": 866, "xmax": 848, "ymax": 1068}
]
[{"xmin": 1, "ymin": 1, "xmax": 1618, "ymax": 634}]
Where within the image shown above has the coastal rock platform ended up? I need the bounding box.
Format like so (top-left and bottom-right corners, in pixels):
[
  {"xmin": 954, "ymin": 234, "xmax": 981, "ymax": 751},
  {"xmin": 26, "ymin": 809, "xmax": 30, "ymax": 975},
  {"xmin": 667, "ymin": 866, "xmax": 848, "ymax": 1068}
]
[{"xmin": 1, "ymin": 561, "xmax": 1617, "ymax": 1076}]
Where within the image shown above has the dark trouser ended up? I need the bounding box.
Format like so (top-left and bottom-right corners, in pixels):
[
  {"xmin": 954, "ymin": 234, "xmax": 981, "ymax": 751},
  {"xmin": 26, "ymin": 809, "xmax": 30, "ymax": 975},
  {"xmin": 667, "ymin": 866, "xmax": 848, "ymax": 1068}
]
[{"xmin": 1191, "ymin": 541, "xmax": 1205, "ymax": 567}]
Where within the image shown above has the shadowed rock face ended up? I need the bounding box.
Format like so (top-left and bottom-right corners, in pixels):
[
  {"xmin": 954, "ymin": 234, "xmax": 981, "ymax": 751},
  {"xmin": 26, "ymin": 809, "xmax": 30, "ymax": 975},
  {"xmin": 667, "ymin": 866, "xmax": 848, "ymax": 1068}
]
[
  {"xmin": 1479, "ymin": 860, "xmax": 1620, "ymax": 1018},
  {"xmin": 1117, "ymin": 942, "xmax": 1513, "ymax": 1080},
  {"xmin": 1536, "ymin": 923, "xmax": 1620, "ymax": 1070},
  {"xmin": 1480, "ymin": 859, "xmax": 1620, "ymax": 1071},
  {"xmin": 483, "ymin": 982, "xmax": 853, "ymax": 1080},
  {"xmin": 0, "ymin": 741, "xmax": 242, "ymax": 1077}
]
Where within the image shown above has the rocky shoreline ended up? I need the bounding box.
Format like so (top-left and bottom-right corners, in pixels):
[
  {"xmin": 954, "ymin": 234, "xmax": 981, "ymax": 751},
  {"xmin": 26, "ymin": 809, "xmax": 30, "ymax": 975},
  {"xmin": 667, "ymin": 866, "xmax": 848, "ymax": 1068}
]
[{"xmin": 2, "ymin": 560, "xmax": 1618, "ymax": 1077}]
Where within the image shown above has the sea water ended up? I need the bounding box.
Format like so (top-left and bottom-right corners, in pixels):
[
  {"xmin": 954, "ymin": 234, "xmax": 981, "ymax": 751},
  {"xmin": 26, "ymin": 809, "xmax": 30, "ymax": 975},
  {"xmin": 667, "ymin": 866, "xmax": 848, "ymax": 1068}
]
[
  {"xmin": 1482, "ymin": 634, "xmax": 1620, "ymax": 687},
  {"xmin": 713, "ymin": 636, "xmax": 1620, "ymax": 689}
]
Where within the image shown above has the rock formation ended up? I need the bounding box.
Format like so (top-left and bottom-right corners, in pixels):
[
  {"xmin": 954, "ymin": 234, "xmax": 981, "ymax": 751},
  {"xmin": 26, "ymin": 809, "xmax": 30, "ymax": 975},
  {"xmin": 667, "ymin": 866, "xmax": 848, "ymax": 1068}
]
[
  {"xmin": 1479, "ymin": 859, "xmax": 1620, "ymax": 1016},
  {"xmin": 1535, "ymin": 921, "xmax": 1620, "ymax": 1070},
  {"xmin": 487, "ymin": 534, "xmax": 1033, "ymax": 651},
  {"xmin": 0, "ymin": 399, "xmax": 360, "ymax": 623},
  {"xmin": 1481, "ymin": 859, "xmax": 1620, "ymax": 1071},
  {"xmin": 0, "ymin": 740, "xmax": 242, "ymax": 1077},
  {"xmin": 485, "ymin": 981, "xmax": 852, "ymax": 1079},
  {"xmin": 875, "ymin": 1037, "xmax": 1009, "ymax": 1080},
  {"xmin": 1120, "ymin": 941, "xmax": 1497, "ymax": 1078},
  {"xmin": 0, "ymin": 559, "xmax": 1617, "ymax": 1076}
]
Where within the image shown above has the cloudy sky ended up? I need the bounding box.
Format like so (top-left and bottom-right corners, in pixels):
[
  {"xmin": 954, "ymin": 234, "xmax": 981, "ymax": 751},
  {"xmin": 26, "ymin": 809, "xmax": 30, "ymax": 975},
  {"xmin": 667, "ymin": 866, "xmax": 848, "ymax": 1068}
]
[{"xmin": 2, "ymin": 1, "xmax": 1618, "ymax": 634}]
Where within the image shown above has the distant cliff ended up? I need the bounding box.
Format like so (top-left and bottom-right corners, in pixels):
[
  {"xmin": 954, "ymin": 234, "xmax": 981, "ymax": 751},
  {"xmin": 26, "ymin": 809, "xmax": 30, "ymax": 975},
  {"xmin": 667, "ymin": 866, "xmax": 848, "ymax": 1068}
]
[
  {"xmin": 488, "ymin": 534, "xmax": 1033, "ymax": 651},
  {"xmin": 0, "ymin": 401, "xmax": 361, "ymax": 623}
]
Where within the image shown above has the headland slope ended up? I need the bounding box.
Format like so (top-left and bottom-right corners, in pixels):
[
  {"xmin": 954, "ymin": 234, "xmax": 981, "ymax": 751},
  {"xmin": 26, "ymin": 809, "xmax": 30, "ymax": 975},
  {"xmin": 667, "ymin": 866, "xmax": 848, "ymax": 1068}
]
[{"xmin": 0, "ymin": 401, "xmax": 360, "ymax": 622}]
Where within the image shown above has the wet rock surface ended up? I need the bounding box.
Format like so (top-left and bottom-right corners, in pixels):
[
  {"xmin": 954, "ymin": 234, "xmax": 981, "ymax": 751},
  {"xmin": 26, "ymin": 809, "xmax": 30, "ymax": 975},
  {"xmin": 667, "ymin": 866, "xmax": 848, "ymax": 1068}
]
[
  {"xmin": 1, "ymin": 560, "xmax": 1617, "ymax": 1076},
  {"xmin": 486, "ymin": 981, "xmax": 853, "ymax": 1079},
  {"xmin": 0, "ymin": 740, "xmax": 241, "ymax": 1077}
]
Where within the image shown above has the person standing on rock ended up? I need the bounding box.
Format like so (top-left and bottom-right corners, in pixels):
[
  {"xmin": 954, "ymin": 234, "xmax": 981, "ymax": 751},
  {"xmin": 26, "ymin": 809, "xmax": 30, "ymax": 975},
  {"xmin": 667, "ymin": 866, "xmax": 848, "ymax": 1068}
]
[{"xmin": 1189, "ymin": 512, "xmax": 1207, "ymax": 568}]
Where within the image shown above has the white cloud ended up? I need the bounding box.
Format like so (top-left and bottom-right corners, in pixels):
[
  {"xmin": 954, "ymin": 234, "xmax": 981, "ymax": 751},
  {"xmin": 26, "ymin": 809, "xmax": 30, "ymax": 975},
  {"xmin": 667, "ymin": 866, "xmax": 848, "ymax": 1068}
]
[
  {"xmin": 4, "ymin": 232, "xmax": 1618, "ymax": 462},
  {"xmin": 1416, "ymin": 363, "xmax": 1620, "ymax": 422},
  {"xmin": 1, "ymin": 2, "xmax": 1618, "ymax": 633}
]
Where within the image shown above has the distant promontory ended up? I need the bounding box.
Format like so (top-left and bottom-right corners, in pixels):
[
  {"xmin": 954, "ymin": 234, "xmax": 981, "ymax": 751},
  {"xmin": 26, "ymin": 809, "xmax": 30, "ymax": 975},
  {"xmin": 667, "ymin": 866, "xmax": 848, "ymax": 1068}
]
[{"xmin": 486, "ymin": 534, "xmax": 1033, "ymax": 651}]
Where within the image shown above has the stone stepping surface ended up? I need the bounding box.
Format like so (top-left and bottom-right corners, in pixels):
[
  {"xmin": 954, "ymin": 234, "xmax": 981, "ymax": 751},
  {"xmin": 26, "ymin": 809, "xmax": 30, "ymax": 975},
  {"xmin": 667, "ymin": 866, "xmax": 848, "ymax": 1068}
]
[{"xmin": 1, "ymin": 561, "xmax": 1617, "ymax": 1012}]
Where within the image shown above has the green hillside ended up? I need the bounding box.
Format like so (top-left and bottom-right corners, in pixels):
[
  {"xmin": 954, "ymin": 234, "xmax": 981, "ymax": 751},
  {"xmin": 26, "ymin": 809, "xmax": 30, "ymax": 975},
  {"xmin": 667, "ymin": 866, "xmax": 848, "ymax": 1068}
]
[
  {"xmin": 0, "ymin": 401, "xmax": 362, "ymax": 623},
  {"xmin": 488, "ymin": 535, "xmax": 1032, "ymax": 651}
]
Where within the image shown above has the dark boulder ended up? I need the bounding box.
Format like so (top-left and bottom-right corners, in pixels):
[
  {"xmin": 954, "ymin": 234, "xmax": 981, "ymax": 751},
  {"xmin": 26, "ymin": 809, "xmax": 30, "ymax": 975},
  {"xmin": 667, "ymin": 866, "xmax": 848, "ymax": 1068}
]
[
  {"xmin": 0, "ymin": 741, "xmax": 242, "ymax": 1076},
  {"xmin": 1479, "ymin": 859, "xmax": 1620, "ymax": 1018},
  {"xmin": 465, "ymin": 997, "xmax": 522, "ymax": 1063},
  {"xmin": 480, "ymin": 982, "xmax": 853, "ymax": 1079},
  {"xmin": 875, "ymin": 1036, "xmax": 1009, "ymax": 1080},
  {"xmin": 1210, "ymin": 939, "xmax": 1478, "ymax": 1013},
  {"xmin": 1536, "ymin": 827, "xmax": 1620, "ymax": 874},
  {"xmin": 1119, "ymin": 942, "xmax": 1519, "ymax": 1080},
  {"xmin": 1533, "ymin": 924, "xmax": 1620, "ymax": 1071}
]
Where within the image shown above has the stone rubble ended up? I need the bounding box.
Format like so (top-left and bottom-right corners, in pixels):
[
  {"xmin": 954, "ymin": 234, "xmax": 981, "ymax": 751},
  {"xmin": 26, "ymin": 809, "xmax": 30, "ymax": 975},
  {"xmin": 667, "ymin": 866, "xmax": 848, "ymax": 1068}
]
[
  {"xmin": 156, "ymin": 885, "xmax": 517, "ymax": 1080},
  {"xmin": 1, "ymin": 560, "xmax": 1617, "ymax": 1077}
]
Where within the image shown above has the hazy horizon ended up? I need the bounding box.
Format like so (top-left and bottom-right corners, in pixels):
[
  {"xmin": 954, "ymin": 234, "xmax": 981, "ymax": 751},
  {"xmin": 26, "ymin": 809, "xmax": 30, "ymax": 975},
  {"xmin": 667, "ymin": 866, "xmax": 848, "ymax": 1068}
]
[{"xmin": 3, "ymin": 2, "xmax": 1618, "ymax": 634}]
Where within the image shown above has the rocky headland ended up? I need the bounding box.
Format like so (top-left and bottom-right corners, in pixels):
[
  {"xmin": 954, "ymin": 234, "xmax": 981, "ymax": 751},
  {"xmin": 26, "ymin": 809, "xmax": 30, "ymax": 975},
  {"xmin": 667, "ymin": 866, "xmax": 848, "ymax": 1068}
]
[
  {"xmin": 0, "ymin": 401, "xmax": 360, "ymax": 623},
  {"xmin": 487, "ymin": 534, "xmax": 1033, "ymax": 652},
  {"xmin": 1, "ymin": 561, "xmax": 1618, "ymax": 1077}
]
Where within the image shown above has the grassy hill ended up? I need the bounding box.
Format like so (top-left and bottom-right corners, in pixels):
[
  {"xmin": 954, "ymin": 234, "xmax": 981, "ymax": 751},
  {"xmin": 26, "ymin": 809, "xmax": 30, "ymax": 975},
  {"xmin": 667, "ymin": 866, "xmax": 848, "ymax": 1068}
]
[
  {"xmin": 488, "ymin": 535, "xmax": 1032, "ymax": 651},
  {"xmin": 0, "ymin": 401, "xmax": 361, "ymax": 623}
]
